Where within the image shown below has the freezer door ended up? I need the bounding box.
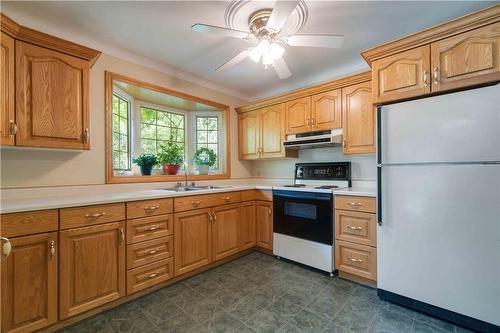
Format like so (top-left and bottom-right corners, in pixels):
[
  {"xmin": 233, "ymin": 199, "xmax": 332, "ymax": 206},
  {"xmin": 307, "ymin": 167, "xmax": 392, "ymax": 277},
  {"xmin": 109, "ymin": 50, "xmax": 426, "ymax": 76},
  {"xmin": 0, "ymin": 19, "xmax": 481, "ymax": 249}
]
[
  {"xmin": 380, "ymin": 84, "xmax": 500, "ymax": 164},
  {"xmin": 378, "ymin": 164, "xmax": 500, "ymax": 325}
]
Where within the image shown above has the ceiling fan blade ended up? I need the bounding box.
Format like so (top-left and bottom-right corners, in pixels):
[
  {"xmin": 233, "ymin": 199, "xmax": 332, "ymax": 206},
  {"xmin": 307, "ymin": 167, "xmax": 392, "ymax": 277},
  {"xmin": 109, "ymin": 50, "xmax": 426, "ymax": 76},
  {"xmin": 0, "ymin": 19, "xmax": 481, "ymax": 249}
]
[
  {"xmin": 192, "ymin": 23, "xmax": 250, "ymax": 39},
  {"xmin": 287, "ymin": 35, "xmax": 345, "ymax": 48},
  {"xmin": 273, "ymin": 57, "xmax": 292, "ymax": 79},
  {"xmin": 267, "ymin": 0, "xmax": 300, "ymax": 32},
  {"xmin": 215, "ymin": 49, "xmax": 250, "ymax": 71}
]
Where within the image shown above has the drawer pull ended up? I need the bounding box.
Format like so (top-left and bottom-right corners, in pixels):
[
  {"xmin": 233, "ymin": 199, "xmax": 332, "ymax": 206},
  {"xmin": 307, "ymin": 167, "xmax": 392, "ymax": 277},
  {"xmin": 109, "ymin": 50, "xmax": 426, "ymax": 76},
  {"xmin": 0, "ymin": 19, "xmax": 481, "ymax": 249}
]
[
  {"xmin": 222, "ymin": 196, "xmax": 231, "ymax": 202},
  {"xmin": 347, "ymin": 257, "xmax": 363, "ymax": 263},
  {"xmin": 147, "ymin": 248, "xmax": 160, "ymax": 255},
  {"xmin": 85, "ymin": 212, "xmax": 106, "ymax": 218},
  {"xmin": 192, "ymin": 200, "xmax": 202, "ymax": 206},
  {"xmin": 347, "ymin": 202, "xmax": 363, "ymax": 207},
  {"xmin": 138, "ymin": 224, "xmax": 161, "ymax": 232},
  {"xmin": 147, "ymin": 272, "xmax": 159, "ymax": 279},
  {"xmin": 347, "ymin": 226, "xmax": 363, "ymax": 231},
  {"xmin": 144, "ymin": 205, "xmax": 160, "ymax": 212},
  {"xmin": 49, "ymin": 240, "xmax": 56, "ymax": 259}
]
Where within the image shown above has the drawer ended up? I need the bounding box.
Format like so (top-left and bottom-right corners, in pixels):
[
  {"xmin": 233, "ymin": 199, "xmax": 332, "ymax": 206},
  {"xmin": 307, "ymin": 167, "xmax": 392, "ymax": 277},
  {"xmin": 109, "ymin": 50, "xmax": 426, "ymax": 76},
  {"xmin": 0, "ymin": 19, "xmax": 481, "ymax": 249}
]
[
  {"xmin": 335, "ymin": 195, "xmax": 376, "ymax": 213},
  {"xmin": 174, "ymin": 192, "xmax": 241, "ymax": 212},
  {"xmin": 335, "ymin": 210, "xmax": 376, "ymax": 247},
  {"xmin": 127, "ymin": 198, "xmax": 173, "ymax": 219},
  {"xmin": 1, "ymin": 210, "xmax": 58, "ymax": 237},
  {"xmin": 126, "ymin": 258, "xmax": 173, "ymax": 295},
  {"xmin": 60, "ymin": 203, "xmax": 125, "ymax": 229},
  {"xmin": 127, "ymin": 214, "xmax": 173, "ymax": 244},
  {"xmin": 335, "ymin": 240, "xmax": 376, "ymax": 281},
  {"xmin": 241, "ymin": 190, "xmax": 272, "ymax": 202},
  {"xmin": 126, "ymin": 236, "xmax": 173, "ymax": 269}
]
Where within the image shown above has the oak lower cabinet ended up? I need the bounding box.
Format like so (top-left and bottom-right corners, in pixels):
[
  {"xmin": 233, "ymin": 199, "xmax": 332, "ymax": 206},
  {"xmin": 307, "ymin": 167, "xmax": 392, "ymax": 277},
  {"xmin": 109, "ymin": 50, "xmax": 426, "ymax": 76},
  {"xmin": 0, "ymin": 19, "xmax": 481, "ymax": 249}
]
[
  {"xmin": 212, "ymin": 203, "xmax": 241, "ymax": 261},
  {"xmin": 256, "ymin": 201, "xmax": 273, "ymax": 250},
  {"xmin": 239, "ymin": 201, "xmax": 256, "ymax": 250},
  {"xmin": 59, "ymin": 222, "xmax": 126, "ymax": 319},
  {"xmin": 1, "ymin": 232, "xmax": 58, "ymax": 333}
]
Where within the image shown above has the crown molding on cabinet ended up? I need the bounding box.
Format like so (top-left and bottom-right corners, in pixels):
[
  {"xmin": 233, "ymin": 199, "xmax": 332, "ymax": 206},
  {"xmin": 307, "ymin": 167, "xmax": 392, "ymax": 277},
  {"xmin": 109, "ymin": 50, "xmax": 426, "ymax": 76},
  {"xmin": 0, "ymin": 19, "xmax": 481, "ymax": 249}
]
[
  {"xmin": 1, "ymin": 13, "xmax": 101, "ymax": 67},
  {"xmin": 361, "ymin": 4, "xmax": 500, "ymax": 66}
]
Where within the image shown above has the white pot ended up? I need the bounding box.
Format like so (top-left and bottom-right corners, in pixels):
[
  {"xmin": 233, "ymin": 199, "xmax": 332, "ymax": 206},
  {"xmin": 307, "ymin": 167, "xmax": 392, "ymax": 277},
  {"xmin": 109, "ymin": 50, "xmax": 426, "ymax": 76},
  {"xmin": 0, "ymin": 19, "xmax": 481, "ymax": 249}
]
[{"xmin": 198, "ymin": 165, "xmax": 209, "ymax": 175}]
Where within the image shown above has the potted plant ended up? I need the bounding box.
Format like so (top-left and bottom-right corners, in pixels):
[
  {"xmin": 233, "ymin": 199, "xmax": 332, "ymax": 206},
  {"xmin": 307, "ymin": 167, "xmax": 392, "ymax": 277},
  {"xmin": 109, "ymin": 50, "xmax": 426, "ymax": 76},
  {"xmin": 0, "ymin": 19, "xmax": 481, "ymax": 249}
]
[
  {"xmin": 157, "ymin": 139, "xmax": 184, "ymax": 175},
  {"xmin": 193, "ymin": 147, "xmax": 217, "ymax": 175},
  {"xmin": 132, "ymin": 154, "xmax": 157, "ymax": 176}
]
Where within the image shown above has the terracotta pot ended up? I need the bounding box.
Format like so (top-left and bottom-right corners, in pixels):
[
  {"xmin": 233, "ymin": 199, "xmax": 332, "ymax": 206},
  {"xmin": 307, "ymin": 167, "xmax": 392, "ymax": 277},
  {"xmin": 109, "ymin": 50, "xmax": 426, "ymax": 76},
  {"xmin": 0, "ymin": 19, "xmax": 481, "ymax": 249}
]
[{"xmin": 163, "ymin": 164, "xmax": 180, "ymax": 175}]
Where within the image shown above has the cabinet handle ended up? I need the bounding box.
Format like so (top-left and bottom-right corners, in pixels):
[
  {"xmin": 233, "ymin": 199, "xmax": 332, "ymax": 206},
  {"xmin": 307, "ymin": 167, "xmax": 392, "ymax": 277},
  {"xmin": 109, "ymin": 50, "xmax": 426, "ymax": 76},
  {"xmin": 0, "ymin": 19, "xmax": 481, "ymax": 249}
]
[
  {"xmin": 268, "ymin": 208, "xmax": 272, "ymax": 216},
  {"xmin": 222, "ymin": 196, "xmax": 231, "ymax": 202},
  {"xmin": 146, "ymin": 248, "xmax": 160, "ymax": 255},
  {"xmin": 208, "ymin": 212, "xmax": 213, "ymax": 223},
  {"xmin": 213, "ymin": 212, "xmax": 217, "ymax": 222},
  {"xmin": 343, "ymin": 139, "xmax": 347, "ymax": 148},
  {"xmin": 347, "ymin": 202, "xmax": 363, "ymax": 207},
  {"xmin": 433, "ymin": 67, "xmax": 439, "ymax": 84},
  {"xmin": 49, "ymin": 240, "xmax": 56, "ymax": 259},
  {"xmin": 120, "ymin": 228, "xmax": 125, "ymax": 242},
  {"xmin": 347, "ymin": 257, "xmax": 363, "ymax": 263},
  {"xmin": 140, "ymin": 224, "xmax": 161, "ymax": 232},
  {"xmin": 85, "ymin": 212, "xmax": 106, "ymax": 218},
  {"xmin": 82, "ymin": 128, "xmax": 89, "ymax": 144},
  {"xmin": 311, "ymin": 117, "xmax": 315, "ymax": 126},
  {"xmin": 347, "ymin": 226, "xmax": 363, "ymax": 231},
  {"xmin": 423, "ymin": 70, "xmax": 429, "ymax": 87},
  {"xmin": 192, "ymin": 200, "xmax": 202, "ymax": 207},
  {"xmin": 144, "ymin": 205, "xmax": 159, "ymax": 212},
  {"xmin": 147, "ymin": 272, "xmax": 159, "ymax": 279},
  {"xmin": 1, "ymin": 237, "xmax": 11, "ymax": 260},
  {"xmin": 9, "ymin": 121, "xmax": 17, "ymax": 136}
]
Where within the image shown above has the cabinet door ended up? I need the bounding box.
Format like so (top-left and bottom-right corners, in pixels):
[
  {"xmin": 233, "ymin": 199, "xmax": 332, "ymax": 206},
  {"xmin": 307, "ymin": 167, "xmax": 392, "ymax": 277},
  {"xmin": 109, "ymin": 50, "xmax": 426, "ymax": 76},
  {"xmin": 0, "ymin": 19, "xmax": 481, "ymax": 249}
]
[
  {"xmin": 261, "ymin": 103, "xmax": 286, "ymax": 158},
  {"xmin": 342, "ymin": 81, "xmax": 375, "ymax": 155},
  {"xmin": 59, "ymin": 222, "xmax": 125, "ymax": 319},
  {"xmin": 0, "ymin": 32, "xmax": 15, "ymax": 146},
  {"xmin": 372, "ymin": 45, "xmax": 431, "ymax": 104},
  {"xmin": 240, "ymin": 201, "xmax": 256, "ymax": 250},
  {"xmin": 431, "ymin": 22, "xmax": 500, "ymax": 93},
  {"xmin": 1, "ymin": 232, "xmax": 58, "ymax": 333},
  {"xmin": 285, "ymin": 96, "xmax": 311, "ymax": 134},
  {"xmin": 212, "ymin": 203, "xmax": 240, "ymax": 261},
  {"xmin": 174, "ymin": 208, "xmax": 212, "ymax": 276},
  {"xmin": 256, "ymin": 201, "xmax": 273, "ymax": 250},
  {"xmin": 311, "ymin": 89, "xmax": 342, "ymax": 131},
  {"xmin": 238, "ymin": 110, "xmax": 260, "ymax": 160},
  {"xmin": 15, "ymin": 41, "xmax": 90, "ymax": 149}
]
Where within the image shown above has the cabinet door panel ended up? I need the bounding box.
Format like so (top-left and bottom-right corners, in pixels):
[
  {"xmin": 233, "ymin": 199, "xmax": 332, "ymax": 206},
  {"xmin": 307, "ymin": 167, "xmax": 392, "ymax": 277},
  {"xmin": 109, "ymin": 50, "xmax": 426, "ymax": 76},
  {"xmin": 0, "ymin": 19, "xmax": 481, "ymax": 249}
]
[
  {"xmin": 240, "ymin": 201, "xmax": 256, "ymax": 250},
  {"xmin": 59, "ymin": 222, "xmax": 125, "ymax": 319},
  {"xmin": 342, "ymin": 81, "xmax": 375, "ymax": 155},
  {"xmin": 16, "ymin": 41, "xmax": 89, "ymax": 149},
  {"xmin": 212, "ymin": 203, "xmax": 240, "ymax": 261},
  {"xmin": 238, "ymin": 110, "xmax": 260, "ymax": 160},
  {"xmin": 285, "ymin": 96, "xmax": 311, "ymax": 134},
  {"xmin": 311, "ymin": 89, "xmax": 342, "ymax": 130},
  {"xmin": 174, "ymin": 208, "xmax": 212, "ymax": 276},
  {"xmin": 431, "ymin": 22, "xmax": 500, "ymax": 92},
  {"xmin": 1, "ymin": 32, "xmax": 15, "ymax": 146},
  {"xmin": 1, "ymin": 232, "xmax": 58, "ymax": 333},
  {"xmin": 256, "ymin": 201, "xmax": 273, "ymax": 250},
  {"xmin": 372, "ymin": 45, "xmax": 431, "ymax": 103},
  {"xmin": 261, "ymin": 103, "xmax": 286, "ymax": 158}
]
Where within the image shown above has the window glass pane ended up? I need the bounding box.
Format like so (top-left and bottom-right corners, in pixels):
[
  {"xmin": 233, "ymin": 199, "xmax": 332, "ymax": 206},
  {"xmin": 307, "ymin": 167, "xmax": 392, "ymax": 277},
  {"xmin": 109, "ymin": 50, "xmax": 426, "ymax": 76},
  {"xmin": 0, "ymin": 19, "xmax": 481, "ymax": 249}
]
[
  {"xmin": 207, "ymin": 130, "xmax": 217, "ymax": 143},
  {"xmin": 141, "ymin": 123, "xmax": 156, "ymax": 139},
  {"xmin": 141, "ymin": 108, "xmax": 156, "ymax": 124},
  {"xmin": 157, "ymin": 126, "xmax": 170, "ymax": 139},
  {"xmin": 141, "ymin": 139, "xmax": 156, "ymax": 155},
  {"xmin": 112, "ymin": 93, "xmax": 130, "ymax": 170},
  {"xmin": 196, "ymin": 116, "xmax": 219, "ymax": 170}
]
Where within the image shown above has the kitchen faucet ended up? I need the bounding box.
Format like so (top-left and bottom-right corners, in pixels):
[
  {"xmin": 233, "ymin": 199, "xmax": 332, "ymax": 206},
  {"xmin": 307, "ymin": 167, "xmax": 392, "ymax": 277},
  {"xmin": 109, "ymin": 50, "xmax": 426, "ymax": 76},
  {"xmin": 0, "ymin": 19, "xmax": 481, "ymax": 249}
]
[{"xmin": 184, "ymin": 163, "xmax": 188, "ymax": 188}]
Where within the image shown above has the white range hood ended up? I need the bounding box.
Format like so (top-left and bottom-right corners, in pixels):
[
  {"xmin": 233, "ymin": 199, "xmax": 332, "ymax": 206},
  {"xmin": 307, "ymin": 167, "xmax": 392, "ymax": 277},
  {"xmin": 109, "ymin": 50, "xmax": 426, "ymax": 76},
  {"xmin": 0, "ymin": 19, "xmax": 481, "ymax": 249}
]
[{"xmin": 283, "ymin": 128, "xmax": 343, "ymax": 149}]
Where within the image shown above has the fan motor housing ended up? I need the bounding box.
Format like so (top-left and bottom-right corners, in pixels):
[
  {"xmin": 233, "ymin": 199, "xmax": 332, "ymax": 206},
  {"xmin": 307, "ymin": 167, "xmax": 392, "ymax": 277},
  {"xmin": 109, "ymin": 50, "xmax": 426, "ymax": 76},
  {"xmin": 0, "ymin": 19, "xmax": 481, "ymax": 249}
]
[{"xmin": 249, "ymin": 9, "xmax": 273, "ymax": 37}]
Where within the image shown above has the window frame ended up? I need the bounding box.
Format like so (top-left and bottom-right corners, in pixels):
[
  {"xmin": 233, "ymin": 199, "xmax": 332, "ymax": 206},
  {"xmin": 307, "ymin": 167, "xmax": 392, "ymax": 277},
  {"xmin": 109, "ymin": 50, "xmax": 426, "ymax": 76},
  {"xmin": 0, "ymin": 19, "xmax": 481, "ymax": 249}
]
[{"xmin": 192, "ymin": 113, "xmax": 224, "ymax": 173}]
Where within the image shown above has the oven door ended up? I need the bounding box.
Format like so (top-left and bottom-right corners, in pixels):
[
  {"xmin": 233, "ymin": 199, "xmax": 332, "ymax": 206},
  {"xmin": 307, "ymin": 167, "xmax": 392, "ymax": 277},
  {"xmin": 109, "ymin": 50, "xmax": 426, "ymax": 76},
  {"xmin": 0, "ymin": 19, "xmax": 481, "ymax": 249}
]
[{"xmin": 273, "ymin": 190, "xmax": 333, "ymax": 245}]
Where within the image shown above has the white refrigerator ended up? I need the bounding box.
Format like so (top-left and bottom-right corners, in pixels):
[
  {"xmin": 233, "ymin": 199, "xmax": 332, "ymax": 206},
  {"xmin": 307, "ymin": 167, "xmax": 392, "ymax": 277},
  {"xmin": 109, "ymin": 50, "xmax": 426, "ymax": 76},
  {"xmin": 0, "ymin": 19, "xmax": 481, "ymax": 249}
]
[{"xmin": 377, "ymin": 84, "xmax": 500, "ymax": 330}]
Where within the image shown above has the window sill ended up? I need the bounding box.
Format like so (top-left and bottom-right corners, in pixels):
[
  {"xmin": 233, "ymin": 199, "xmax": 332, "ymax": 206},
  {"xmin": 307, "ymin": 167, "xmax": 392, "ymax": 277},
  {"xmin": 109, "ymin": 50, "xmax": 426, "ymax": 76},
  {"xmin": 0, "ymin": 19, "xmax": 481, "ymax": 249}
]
[{"xmin": 106, "ymin": 173, "xmax": 230, "ymax": 184}]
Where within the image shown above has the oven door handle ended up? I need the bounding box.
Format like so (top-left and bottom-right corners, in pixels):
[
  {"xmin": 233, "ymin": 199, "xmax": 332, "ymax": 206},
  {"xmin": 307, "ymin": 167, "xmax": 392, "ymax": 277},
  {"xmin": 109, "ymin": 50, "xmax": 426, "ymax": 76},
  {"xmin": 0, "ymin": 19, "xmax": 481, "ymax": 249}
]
[{"xmin": 272, "ymin": 191, "xmax": 333, "ymax": 201}]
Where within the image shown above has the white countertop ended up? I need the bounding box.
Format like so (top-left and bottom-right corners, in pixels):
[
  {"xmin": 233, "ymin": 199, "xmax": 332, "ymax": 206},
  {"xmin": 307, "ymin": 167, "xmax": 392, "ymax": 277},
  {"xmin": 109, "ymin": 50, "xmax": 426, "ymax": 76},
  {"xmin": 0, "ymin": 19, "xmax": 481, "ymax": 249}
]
[{"xmin": 333, "ymin": 187, "xmax": 376, "ymax": 197}]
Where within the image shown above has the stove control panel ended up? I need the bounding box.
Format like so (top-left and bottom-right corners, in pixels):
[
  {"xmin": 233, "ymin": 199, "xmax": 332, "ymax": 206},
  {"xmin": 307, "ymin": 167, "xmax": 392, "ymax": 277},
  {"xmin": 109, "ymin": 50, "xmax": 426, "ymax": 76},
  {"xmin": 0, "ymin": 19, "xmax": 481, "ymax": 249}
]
[{"xmin": 294, "ymin": 162, "xmax": 351, "ymax": 181}]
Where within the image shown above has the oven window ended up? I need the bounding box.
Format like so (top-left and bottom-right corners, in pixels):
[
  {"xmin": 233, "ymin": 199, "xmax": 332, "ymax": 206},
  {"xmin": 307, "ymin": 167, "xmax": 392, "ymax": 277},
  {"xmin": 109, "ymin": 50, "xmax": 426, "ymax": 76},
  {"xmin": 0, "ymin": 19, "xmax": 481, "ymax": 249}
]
[{"xmin": 284, "ymin": 202, "xmax": 317, "ymax": 220}]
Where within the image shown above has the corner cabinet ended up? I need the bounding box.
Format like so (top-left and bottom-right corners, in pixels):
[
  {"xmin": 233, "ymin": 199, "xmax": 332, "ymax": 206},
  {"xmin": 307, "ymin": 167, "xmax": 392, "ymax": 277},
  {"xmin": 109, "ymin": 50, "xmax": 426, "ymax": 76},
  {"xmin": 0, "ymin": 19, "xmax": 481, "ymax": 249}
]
[{"xmin": 0, "ymin": 31, "xmax": 15, "ymax": 146}]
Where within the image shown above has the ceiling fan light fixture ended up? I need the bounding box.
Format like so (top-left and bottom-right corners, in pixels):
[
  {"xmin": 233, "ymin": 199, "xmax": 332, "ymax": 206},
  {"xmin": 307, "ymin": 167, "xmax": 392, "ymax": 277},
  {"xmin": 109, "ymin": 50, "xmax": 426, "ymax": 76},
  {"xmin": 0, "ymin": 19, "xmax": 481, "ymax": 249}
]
[
  {"xmin": 270, "ymin": 43, "xmax": 284, "ymax": 60},
  {"xmin": 249, "ymin": 46, "xmax": 262, "ymax": 63}
]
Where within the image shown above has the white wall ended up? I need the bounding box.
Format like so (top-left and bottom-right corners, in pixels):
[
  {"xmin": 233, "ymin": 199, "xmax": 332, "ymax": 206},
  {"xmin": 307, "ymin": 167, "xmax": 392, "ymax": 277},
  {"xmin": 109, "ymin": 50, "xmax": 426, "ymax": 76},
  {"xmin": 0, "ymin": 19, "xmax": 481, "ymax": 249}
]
[{"xmin": 0, "ymin": 53, "xmax": 253, "ymax": 188}]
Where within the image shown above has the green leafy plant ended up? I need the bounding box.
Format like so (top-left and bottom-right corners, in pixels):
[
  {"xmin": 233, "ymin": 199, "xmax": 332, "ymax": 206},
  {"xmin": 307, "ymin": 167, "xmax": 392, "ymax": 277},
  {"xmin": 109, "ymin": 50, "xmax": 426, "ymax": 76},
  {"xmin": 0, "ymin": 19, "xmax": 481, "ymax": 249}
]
[
  {"xmin": 157, "ymin": 137, "xmax": 184, "ymax": 166},
  {"xmin": 192, "ymin": 147, "xmax": 217, "ymax": 167},
  {"xmin": 132, "ymin": 154, "xmax": 157, "ymax": 167}
]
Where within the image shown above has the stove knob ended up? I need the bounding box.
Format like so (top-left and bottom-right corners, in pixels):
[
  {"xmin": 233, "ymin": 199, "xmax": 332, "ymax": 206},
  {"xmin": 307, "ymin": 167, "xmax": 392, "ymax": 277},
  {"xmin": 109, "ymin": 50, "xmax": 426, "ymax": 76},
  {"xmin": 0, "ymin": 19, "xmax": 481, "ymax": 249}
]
[{"xmin": 296, "ymin": 167, "xmax": 304, "ymax": 178}]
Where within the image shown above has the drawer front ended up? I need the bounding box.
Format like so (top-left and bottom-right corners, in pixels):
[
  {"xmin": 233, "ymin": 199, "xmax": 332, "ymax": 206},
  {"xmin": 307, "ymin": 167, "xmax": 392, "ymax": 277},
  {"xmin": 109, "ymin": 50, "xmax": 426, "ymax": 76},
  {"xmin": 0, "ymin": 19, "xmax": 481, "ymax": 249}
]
[
  {"xmin": 335, "ymin": 210, "xmax": 376, "ymax": 247},
  {"xmin": 335, "ymin": 240, "xmax": 376, "ymax": 281},
  {"xmin": 241, "ymin": 190, "xmax": 273, "ymax": 202},
  {"xmin": 1, "ymin": 210, "xmax": 58, "ymax": 237},
  {"xmin": 126, "ymin": 258, "xmax": 173, "ymax": 295},
  {"xmin": 174, "ymin": 192, "xmax": 241, "ymax": 212},
  {"xmin": 127, "ymin": 198, "xmax": 173, "ymax": 219},
  {"xmin": 60, "ymin": 203, "xmax": 125, "ymax": 229},
  {"xmin": 127, "ymin": 214, "xmax": 173, "ymax": 244},
  {"xmin": 126, "ymin": 236, "xmax": 173, "ymax": 269},
  {"xmin": 335, "ymin": 195, "xmax": 376, "ymax": 213}
]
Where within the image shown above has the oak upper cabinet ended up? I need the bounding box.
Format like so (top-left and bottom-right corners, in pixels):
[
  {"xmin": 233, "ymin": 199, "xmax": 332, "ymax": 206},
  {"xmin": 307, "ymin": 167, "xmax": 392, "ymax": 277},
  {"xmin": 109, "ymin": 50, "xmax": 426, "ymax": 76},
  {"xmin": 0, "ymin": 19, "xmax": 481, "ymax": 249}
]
[
  {"xmin": 311, "ymin": 89, "xmax": 342, "ymax": 131},
  {"xmin": 1, "ymin": 32, "xmax": 15, "ymax": 146},
  {"xmin": 240, "ymin": 201, "xmax": 256, "ymax": 250},
  {"xmin": 174, "ymin": 208, "xmax": 212, "ymax": 276},
  {"xmin": 372, "ymin": 45, "xmax": 431, "ymax": 104},
  {"xmin": 285, "ymin": 96, "xmax": 311, "ymax": 134},
  {"xmin": 342, "ymin": 81, "xmax": 375, "ymax": 155},
  {"xmin": 238, "ymin": 110, "xmax": 260, "ymax": 160},
  {"xmin": 1, "ymin": 232, "xmax": 58, "ymax": 333},
  {"xmin": 211, "ymin": 203, "xmax": 240, "ymax": 261},
  {"xmin": 59, "ymin": 222, "xmax": 125, "ymax": 319},
  {"xmin": 256, "ymin": 201, "xmax": 273, "ymax": 250},
  {"xmin": 16, "ymin": 41, "xmax": 90, "ymax": 149},
  {"xmin": 261, "ymin": 103, "xmax": 287, "ymax": 158},
  {"xmin": 431, "ymin": 22, "xmax": 500, "ymax": 93}
]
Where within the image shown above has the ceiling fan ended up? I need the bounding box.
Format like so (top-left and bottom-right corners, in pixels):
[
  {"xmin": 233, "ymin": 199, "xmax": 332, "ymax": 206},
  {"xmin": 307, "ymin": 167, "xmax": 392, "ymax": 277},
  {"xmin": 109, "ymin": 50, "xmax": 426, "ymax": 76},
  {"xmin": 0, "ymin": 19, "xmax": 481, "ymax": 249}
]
[{"xmin": 192, "ymin": 0, "xmax": 344, "ymax": 79}]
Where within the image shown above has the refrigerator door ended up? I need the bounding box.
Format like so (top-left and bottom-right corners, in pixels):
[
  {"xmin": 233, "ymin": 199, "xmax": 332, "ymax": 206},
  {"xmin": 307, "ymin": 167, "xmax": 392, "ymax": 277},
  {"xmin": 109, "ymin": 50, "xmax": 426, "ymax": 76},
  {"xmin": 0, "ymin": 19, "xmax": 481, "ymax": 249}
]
[
  {"xmin": 380, "ymin": 84, "xmax": 500, "ymax": 164},
  {"xmin": 378, "ymin": 164, "xmax": 500, "ymax": 325}
]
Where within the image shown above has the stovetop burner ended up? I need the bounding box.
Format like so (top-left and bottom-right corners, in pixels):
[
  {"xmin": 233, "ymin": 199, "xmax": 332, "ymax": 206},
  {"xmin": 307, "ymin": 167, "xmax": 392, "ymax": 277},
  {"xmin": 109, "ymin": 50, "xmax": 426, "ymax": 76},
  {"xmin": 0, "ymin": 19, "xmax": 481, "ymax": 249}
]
[{"xmin": 314, "ymin": 185, "xmax": 339, "ymax": 189}]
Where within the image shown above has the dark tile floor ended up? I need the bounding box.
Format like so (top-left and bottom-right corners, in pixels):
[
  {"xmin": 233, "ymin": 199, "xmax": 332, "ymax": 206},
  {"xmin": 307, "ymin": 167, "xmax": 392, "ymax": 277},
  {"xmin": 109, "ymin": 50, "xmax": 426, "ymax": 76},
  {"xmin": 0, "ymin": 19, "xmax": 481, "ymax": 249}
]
[{"xmin": 60, "ymin": 252, "xmax": 474, "ymax": 333}]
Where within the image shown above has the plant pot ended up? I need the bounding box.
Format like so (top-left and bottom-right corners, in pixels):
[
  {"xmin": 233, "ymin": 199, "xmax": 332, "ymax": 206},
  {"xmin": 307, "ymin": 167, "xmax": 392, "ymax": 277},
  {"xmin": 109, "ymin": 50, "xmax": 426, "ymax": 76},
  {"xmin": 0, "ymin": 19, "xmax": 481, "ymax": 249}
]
[
  {"xmin": 198, "ymin": 165, "xmax": 209, "ymax": 175},
  {"xmin": 140, "ymin": 164, "xmax": 154, "ymax": 176},
  {"xmin": 163, "ymin": 164, "xmax": 180, "ymax": 175}
]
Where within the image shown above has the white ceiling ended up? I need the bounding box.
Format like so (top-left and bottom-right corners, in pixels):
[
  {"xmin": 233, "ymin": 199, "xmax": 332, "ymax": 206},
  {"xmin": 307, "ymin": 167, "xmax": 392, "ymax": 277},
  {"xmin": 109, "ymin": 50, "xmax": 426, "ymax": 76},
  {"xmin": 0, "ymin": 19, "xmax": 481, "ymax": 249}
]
[{"xmin": 2, "ymin": 1, "xmax": 495, "ymax": 101}]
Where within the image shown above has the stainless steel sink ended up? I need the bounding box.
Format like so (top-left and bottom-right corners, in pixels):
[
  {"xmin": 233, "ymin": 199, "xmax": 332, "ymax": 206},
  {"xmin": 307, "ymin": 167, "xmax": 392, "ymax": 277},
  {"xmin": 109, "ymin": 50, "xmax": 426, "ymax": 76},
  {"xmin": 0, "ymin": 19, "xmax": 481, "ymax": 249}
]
[{"xmin": 160, "ymin": 185, "xmax": 229, "ymax": 192}]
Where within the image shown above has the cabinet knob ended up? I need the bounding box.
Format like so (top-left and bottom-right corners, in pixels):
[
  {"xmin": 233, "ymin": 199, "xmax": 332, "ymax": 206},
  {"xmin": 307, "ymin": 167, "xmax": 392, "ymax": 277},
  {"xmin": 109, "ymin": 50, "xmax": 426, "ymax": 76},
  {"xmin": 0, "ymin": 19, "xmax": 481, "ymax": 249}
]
[
  {"xmin": 1, "ymin": 237, "xmax": 11, "ymax": 260},
  {"xmin": 49, "ymin": 240, "xmax": 56, "ymax": 259},
  {"xmin": 120, "ymin": 228, "xmax": 125, "ymax": 241},
  {"xmin": 423, "ymin": 70, "xmax": 429, "ymax": 87},
  {"xmin": 433, "ymin": 67, "xmax": 440, "ymax": 84},
  {"xmin": 82, "ymin": 128, "xmax": 90, "ymax": 144},
  {"xmin": 9, "ymin": 121, "xmax": 17, "ymax": 136}
]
